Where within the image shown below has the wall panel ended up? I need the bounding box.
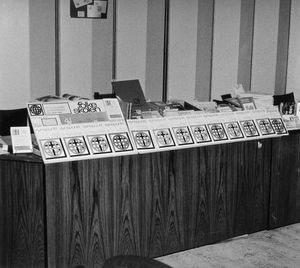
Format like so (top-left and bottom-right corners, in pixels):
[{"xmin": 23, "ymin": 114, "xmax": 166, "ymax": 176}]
[
  {"xmin": 29, "ymin": 0, "xmax": 56, "ymax": 100},
  {"xmin": 251, "ymin": 0, "xmax": 280, "ymax": 94},
  {"xmin": 274, "ymin": 0, "xmax": 291, "ymax": 95},
  {"xmin": 60, "ymin": 1, "xmax": 114, "ymax": 98},
  {"xmin": 168, "ymin": 0, "xmax": 198, "ymax": 101},
  {"xmin": 145, "ymin": 0, "xmax": 165, "ymax": 101},
  {"xmin": 91, "ymin": 2, "xmax": 114, "ymax": 95},
  {"xmin": 115, "ymin": 0, "xmax": 148, "ymax": 92},
  {"xmin": 0, "ymin": 1, "xmax": 30, "ymax": 108},
  {"xmin": 195, "ymin": 0, "xmax": 214, "ymax": 101},
  {"xmin": 211, "ymin": 0, "xmax": 241, "ymax": 100},
  {"xmin": 287, "ymin": 0, "xmax": 300, "ymax": 100},
  {"xmin": 237, "ymin": 0, "xmax": 255, "ymax": 92},
  {"xmin": 60, "ymin": 1, "xmax": 93, "ymax": 98}
]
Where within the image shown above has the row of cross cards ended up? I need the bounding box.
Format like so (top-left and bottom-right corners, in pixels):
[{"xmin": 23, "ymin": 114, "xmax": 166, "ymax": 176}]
[
  {"xmin": 27, "ymin": 100, "xmax": 135, "ymax": 164},
  {"xmin": 126, "ymin": 108, "xmax": 288, "ymax": 154},
  {"xmin": 28, "ymin": 100, "xmax": 287, "ymax": 163},
  {"xmin": 32, "ymin": 120, "xmax": 135, "ymax": 163}
]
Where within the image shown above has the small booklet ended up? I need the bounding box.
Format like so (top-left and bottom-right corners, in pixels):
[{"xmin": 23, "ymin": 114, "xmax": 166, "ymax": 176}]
[{"xmin": 10, "ymin": 127, "xmax": 33, "ymax": 154}]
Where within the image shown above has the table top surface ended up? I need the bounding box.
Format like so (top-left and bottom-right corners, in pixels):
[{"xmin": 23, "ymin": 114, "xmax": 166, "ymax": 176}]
[{"xmin": 0, "ymin": 135, "xmax": 42, "ymax": 163}]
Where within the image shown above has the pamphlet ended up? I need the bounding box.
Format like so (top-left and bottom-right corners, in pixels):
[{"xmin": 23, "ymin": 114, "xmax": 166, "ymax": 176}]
[{"xmin": 10, "ymin": 126, "xmax": 33, "ymax": 154}]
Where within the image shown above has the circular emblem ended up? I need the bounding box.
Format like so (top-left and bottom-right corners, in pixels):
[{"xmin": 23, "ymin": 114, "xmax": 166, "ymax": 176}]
[
  {"xmin": 210, "ymin": 124, "xmax": 225, "ymax": 139},
  {"xmin": 29, "ymin": 104, "xmax": 43, "ymax": 116},
  {"xmin": 227, "ymin": 123, "xmax": 241, "ymax": 137},
  {"xmin": 271, "ymin": 119, "xmax": 285, "ymax": 133},
  {"xmin": 68, "ymin": 138, "xmax": 86, "ymax": 154},
  {"xmin": 157, "ymin": 130, "xmax": 172, "ymax": 145},
  {"xmin": 176, "ymin": 128, "xmax": 191, "ymax": 143},
  {"xmin": 44, "ymin": 140, "xmax": 62, "ymax": 157},
  {"xmin": 258, "ymin": 120, "xmax": 273, "ymax": 134},
  {"xmin": 194, "ymin": 126, "xmax": 209, "ymax": 141},
  {"xmin": 113, "ymin": 134, "xmax": 130, "ymax": 150},
  {"xmin": 242, "ymin": 121, "xmax": 257, "ymax": 136},
  {"xmin": 91, "ymin": 136, "xmax": 109, "ymax": 152},
  {"xmin": 135, "ymin": 132, "xmax": 152, "ymax": 148}
]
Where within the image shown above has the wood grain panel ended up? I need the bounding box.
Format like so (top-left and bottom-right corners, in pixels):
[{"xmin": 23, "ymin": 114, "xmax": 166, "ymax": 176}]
[
  {"xmin": 205, "ymin": 140, "xmax": 271, "ymax": 244},
  {"xmin": 270, "ymin": 134, "xmax": 300, "ymax": 228},
  {"xmin": 45, "ymin": 140, "xmax": 272, "ymax": 267},
  {"xmin": 46, "ymin": 159, "xmax": 116, "ymax": 268},
  {"xmin": 0, "ymin": 159, "xmax": 45, "ymax": 268},
  {"xmin": 244, "ymin": 140, "xmax": 272, "ymax": 233},
  {"xmin": 1, "ymin": 136, "xmax": 297, "ymax": 267},
  {"xmin": 139, "ymin": 152, "xmax": 171, "ymax": 257}
]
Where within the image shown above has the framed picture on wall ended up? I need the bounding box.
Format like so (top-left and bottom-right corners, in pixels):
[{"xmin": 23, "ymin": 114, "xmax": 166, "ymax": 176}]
[{"xmin": 70, "ymin": 0, "xmax": 108, "ymax": 19}]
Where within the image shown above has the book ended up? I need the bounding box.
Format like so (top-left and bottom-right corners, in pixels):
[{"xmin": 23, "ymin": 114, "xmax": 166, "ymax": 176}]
[
  {"xmin": 224, "ymin": 97, "xmax": 242, "ymax": 108},
  {"xmin": 112, "ymin": 79, "xmax": 149, "ymax": 111},
  {"xmin": 238, "ymin": 97, "xmax": 256, "ymax": 111}
]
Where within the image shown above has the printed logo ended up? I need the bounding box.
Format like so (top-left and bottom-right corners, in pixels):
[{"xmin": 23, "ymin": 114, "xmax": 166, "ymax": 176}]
[
  {"xmin": 208, "ymin": 123, "xmax": 228, "ymax": 141},
  {"xmin": 173, "ymin": 127, "xmax": 194, "ymax": 145},
  {"xmin": 256, "ymin": 119, "xmax": 275, "ymax": 135},
  {"xmin": 270, "ymin": 118, "xmax": 287, "ymax": 134},
  {"xmin": 109, "ymin": 133, "xmax": 133, "ymax": 152},
  {"xmin": 40, "ymin": 138, "xmax": 66, "ymax": 159},
  {"xmin": 153, "ymin": 129, "xmax": 175, "ymax": 148},
  {"xmin": 224, "ymin": 122, "xmax": 244, "ymax": 139},
  {"xmin": 240, "ymin": 120, "xmax": 259, "ymax": 137},
  {"xmin": 191, "ymin": 125, "xmax": 212, "ymax": 143},
  {"xmin": 132, "ymin": 131, "xmax": 154, "ymax": 149},
  {"xmin": 28, "ymin": 104, "xmax": 44, "ymax": 116},
  {"xmin": 64, "ymin": 136, "xmax": 90, "ymax": 156},
  {"xmin": 73, "ymin": 101, "xmax": 101, "ymax": 113},
  {"xmin": 88, "ymin": 135, "xmax": 112, "ymax": 154}
]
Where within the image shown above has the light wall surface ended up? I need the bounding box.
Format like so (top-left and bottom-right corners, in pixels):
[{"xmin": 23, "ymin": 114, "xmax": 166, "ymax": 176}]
[
  {"xmin": 59, "ymin": 1, "xmax": 93, "ymax": 98},
  {"xmin": 251, "ymin": 0, "xmax": 280, "ymax": 94},
  {"xmin": 115, "ymin": 0, "xmax": 298, "ymax": 102},
  {"xmin": 211, "ymin": 0, "xmax": 241, "ymax": 100},
  {"xmin": 115, "ymin": 0, "xmax": 148, "ymax": 92},
  {"xmin": 60, "ymin": 0, "xmax": 114, "ymax": 98},
  {"xmin": 0, "ymin": 1, "xmax": 30, "ymax": 109},
  {"xmin": 29, "ymin": 0, "xmax": 56, "ymax": 100},
  {"xmin": 287, "ymin": 0, "xmax": 300, "ymax": 100},
  {"xmin": 167, "ymin": 0, "xmax": 198, "ymax": 101},
  {"xmin": 1, "ymin": 0, "xmax": 300, "ymax": 107}
]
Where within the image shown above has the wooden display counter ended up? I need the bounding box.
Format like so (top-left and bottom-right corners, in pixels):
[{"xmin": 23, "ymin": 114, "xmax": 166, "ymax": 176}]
[{"xmin": 1, "ymin": 135, "xmax": 300, "ymax": 267}]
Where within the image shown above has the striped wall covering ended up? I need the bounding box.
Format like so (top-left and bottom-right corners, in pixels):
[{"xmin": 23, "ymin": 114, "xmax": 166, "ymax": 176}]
[
  {"xmin": 251, "ymin": 0, "xmax": 280, "ymax": 95},
  {"xmin": 116, "ymin": 0, "xmax": 296, "ymax": 102},
  {"xmin": 287, "ymin": 0, "xmax": 300, "ymax": 100},
  {"xmin": 275, "ymin": 0, "xmax": 291, "ymax": 95},
  {"xmin": 210, "ymin": 0, "xmax": 241, "ymax": 100},
  {"xmin": 0, "ymin": 0, "xmax": 296, "ymax": 107}
]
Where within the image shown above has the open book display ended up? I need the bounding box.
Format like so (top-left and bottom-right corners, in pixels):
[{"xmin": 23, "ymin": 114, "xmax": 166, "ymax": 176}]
[
  {"xmin": 27, "ymin": 99, "xmax": 288, "ymax": 164},
  {"xmin": 127, "ymin": 107, "xmax": 287, "ymax": 154},
  {"xmin": 27, "ymin": 99, "xmax": 134, "ymax": 164}
]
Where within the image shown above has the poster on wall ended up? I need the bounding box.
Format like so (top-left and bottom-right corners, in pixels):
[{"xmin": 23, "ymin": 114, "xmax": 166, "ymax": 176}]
[{"xmin": 70, "ymin": 0, "xmax": 108, "ymax": 19}]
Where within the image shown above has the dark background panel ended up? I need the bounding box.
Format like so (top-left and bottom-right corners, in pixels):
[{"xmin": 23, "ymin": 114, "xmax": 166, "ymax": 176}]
[
  {"xmin": 270, "ymin": 134, "xmax": 300, "ymax": 228},
  {"xmin": 0, "ymin": 160, "xmax": 45, "ymax": 268}
]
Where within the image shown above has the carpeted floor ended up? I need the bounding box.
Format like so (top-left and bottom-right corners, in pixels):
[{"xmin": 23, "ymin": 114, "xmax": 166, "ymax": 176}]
[{"xmin": 157, "ymin": 223, "xmax": 300, "ymax": 268}]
